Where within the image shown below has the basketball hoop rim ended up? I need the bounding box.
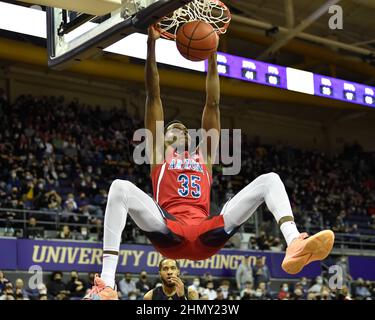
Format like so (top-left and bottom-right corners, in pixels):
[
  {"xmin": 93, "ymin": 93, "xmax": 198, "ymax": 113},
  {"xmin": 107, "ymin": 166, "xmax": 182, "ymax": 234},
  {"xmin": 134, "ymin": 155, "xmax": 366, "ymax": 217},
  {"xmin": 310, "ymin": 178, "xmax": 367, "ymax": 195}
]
[{"xmin": 156, "ymin": 0, "xmax": 231, "ymax": 41}]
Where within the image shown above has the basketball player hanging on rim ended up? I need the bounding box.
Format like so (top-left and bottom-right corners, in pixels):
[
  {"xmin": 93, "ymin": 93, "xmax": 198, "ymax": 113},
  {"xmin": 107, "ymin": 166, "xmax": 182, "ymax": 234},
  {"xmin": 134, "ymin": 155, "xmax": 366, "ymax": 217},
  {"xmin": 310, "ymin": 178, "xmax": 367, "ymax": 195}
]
[{"xmin": 84, "ymin": 26, "xmax": 334, "ymax": 300}]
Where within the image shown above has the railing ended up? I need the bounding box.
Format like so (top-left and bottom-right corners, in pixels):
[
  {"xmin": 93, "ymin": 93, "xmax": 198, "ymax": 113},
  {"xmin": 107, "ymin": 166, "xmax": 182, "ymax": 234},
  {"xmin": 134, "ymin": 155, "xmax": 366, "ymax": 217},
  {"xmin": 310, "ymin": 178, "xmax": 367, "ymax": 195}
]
[
  {"xmin": 1, "ymin": 207, "xmax": 375, "ymax": 252},
  {"xmin": 333, "ymin": 232, "xmax": 375, "ymax": 252},
  {"xmin": 0, "ymin": 207, "xmax": 102, "ymax": 242},
  {"xmin": 0, "ymin": 207, "xmax": 97, "ymax": 230}
]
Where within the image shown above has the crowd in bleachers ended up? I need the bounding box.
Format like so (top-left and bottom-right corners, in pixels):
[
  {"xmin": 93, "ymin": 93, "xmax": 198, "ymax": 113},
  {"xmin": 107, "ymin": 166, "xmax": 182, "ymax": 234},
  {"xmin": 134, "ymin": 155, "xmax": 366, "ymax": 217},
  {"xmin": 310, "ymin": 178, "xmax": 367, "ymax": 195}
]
[
  {"xmin": 1, "ymin": 268, "xmax": 374, "ymax": 300},
  {"xmin": 0, "ymin": 94, "xmax": 375, "ymax": 243},
  {"xmin": 1, "ymin": 94, "xmax": 375, "ymax": 301}
]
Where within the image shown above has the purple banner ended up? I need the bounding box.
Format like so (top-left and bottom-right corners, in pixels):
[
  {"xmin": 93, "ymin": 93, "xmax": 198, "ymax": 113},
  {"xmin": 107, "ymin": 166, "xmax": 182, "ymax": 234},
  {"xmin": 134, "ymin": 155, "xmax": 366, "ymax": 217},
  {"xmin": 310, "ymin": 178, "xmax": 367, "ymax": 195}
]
[
  {"xmin": 5, "ymin": 238, "xmax": 375, "ymax": 280},
  {"xmin": 348, "ymin": 256, "xmax": 375, "ymax": 280},
  {"xmin": 0, "ymin": 238, "xmax": 17, "ymax": 270},
  {"xmin": 1, "ymin": 238, "xmax": 322, "ymax": 279}
]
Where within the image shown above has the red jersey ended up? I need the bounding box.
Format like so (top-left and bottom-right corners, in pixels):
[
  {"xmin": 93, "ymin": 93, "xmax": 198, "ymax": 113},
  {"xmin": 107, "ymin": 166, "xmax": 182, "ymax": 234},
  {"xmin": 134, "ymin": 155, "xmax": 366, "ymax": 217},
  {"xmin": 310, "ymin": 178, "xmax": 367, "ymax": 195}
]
[
  {"xmin": 148, "ymin": 148, "xmax": 235, "ymax": 260},
  {"xmin": 151, "ymin": 148, "xmax": 212, "ymax": 225}
]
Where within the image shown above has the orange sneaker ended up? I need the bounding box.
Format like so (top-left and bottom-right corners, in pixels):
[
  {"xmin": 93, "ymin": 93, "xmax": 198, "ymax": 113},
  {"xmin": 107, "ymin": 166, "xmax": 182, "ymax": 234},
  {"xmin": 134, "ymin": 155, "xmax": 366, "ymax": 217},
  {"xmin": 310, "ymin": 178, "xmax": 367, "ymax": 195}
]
[
  {"xmin": 282, "ymin": 230, "xmax": 335, "ymax": 275},
  {"xmin": 83, "ymin": 274, "xmax": 118, "ymax": 300}
]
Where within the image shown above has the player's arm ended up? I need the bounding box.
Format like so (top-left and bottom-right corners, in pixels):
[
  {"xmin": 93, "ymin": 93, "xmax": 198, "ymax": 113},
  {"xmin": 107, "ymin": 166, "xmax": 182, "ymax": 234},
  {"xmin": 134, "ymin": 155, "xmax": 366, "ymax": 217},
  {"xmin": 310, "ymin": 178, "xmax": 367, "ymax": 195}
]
[
  {"xmin": 201, "ymin": 53, "xmax": 220, "ymax": 175},
  {"xmin": 143, "ymin": 289, "xmax": 153, "ymax": 300},
  {"xmin": 145, "ymin": 25, "xmax": 164, "ymax": 172}
]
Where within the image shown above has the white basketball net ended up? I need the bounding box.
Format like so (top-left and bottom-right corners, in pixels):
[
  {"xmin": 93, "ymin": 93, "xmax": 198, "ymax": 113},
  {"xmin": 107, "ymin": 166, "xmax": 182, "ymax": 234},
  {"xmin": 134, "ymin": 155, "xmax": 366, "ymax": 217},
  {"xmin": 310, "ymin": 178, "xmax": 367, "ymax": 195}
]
[{"xmin": 158, "ymin": 0, "xmax": 231, "ymax": 40}]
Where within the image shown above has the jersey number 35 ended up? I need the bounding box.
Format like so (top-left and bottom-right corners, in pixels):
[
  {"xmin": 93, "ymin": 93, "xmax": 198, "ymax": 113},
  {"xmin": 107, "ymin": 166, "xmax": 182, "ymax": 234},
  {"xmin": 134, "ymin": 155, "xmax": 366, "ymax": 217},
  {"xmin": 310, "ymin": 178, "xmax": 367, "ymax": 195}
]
[{"xmin": 177, "ymin": 174, "xmax": 201, "ymax": 198}]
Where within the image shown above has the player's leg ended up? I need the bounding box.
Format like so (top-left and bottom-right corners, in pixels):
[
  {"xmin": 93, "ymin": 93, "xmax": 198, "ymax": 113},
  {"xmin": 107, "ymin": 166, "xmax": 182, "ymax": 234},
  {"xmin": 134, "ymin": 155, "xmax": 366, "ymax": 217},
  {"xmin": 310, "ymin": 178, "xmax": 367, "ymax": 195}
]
[
  {"xmin": 85, "ymin": 179, "xmax": 168, "ymax": 299},
  {"xmin": 221, "ymin": 172, "xmax": 299, "ymax": 242},
  {"xmin": 221, "ymin": 172, "xmax": 334, "ymax": 274},
  {"xmin": 101, "ymin": 180, "xmax": 168, "ymax": 285}
]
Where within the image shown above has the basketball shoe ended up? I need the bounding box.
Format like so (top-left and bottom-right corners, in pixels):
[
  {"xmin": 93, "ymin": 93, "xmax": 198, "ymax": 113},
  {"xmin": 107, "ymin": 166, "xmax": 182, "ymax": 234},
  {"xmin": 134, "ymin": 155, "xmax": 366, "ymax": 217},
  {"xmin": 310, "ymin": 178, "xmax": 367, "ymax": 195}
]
[
  {"xmin": 83, "ymin": 274, "xmax": 118, "ymax": 300},
  {"xmin": 282, "ymin": 230, "xmax": 335, "ymax": 274}
]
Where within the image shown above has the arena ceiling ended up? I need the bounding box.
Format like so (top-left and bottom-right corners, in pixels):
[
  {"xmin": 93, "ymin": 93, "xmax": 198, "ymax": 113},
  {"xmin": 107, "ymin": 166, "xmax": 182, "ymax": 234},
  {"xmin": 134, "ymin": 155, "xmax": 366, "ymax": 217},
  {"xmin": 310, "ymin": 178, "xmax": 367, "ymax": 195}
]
[
  {"xmin": 2, "ymin": 1, "xmax": 373, "ymax": 84},
  {"xmin": 224, "ymin": 0, "xmax": 375, "ymax": 84}
]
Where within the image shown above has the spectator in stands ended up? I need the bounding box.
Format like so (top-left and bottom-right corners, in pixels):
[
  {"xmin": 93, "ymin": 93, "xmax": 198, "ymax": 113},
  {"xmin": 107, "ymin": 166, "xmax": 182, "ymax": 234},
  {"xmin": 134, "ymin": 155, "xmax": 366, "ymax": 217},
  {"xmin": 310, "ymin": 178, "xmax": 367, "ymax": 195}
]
[
  {"xmin": 87, "ymin": 272, "xmax": 95, "ymax": 287},
  {"xmin": 188, "ymin": 277, "xmax": 205, "ymax": 297},
  {"xmin": 201, "ymin": 272, "xmax": 215, "ymax": 287},
  {"xmin": 0, "ymin": 270, "xmax": 9, "ymax": 293},
  {"xmin": 14, "ymin": 278, "xmax": 29, "ymax": 300},
  {"xmin": 367, "ymin": 215, "xmax": 375, "ymax": 232},
  {"xmin": 336, "ymin": 256, "xmax": 352, "ymax": 287},
  {"xmin": 349, "ymin": 224, "xmax": 360, "ymax": 237},
  {"xmin": 202, "ymin": 280, "xmax": 217, "ymax": 300},
  {"xmin": 256, "ymin": 231, "xmax": 271, "ymax": 250},
  {"xmin": 308, "ymin": 276, "xmax": 324, "ymax": 294},
  {"xmin": 332, "ymin": 210, "xmax": 348, "ymax": 233},
  {"xmin": 64, "ymin": 193, "xmax": 78, "ymax": 211},
  {"xmin": 252, "ymin": 256, "xmax": 271, "ymax": 289},
  {"xmin": 92, "ymin": 219, "xmax": 104, "ymax": 241},
  {"xmin": 0, "ymin": 283, "xmax": 14, "ymax": 300},
  {"xmin": 44, "ymin": 190, "xmax": 62, "ymax": 211},
  {"xmin": 57, "ymin": 225, "xmax": 73, "ymax": 240},
  {"xmin": 128, "ymin": 291, "xmax": 138, "ymax": 300},
  {"xmin": 228, "ymin": 292, "xmax": 241, "ymax": 300},
  {"xmin": 318, "ymin": 286, "xmax": 331, "ymax": 300},
  {"xmin": 354, "ymin": 278, "xmax": 372, "ymax": 300},
  {"xmin": 93, "ymin": 189, "xmax": 108, "ymax": 212},
  {"xmin": 118, "ymin": 273, "xmax": 137, "ymax": 300},
  {"xmin": 367, "ymin": 281, "xmax": 375, "ymax": 299},
  {"xmin": 75, "ymin": 226, "xmax": 90, "ymax": 241},
  {"xmin": 15, "ymin": 288, "xmax": 26, "ymax": 300},
  {"xmin": 292, "ymin": 287, "xmax": 304, "ymax": 300},
  {"xmin": 236, "ymin": 256, "xmax": 254, "ymax": 291},
  {"xmin": 252, "ymin": 282, "xmax": 268, "ymax": 300},
  {"xmin": 335, "ymin": 286, "xmax": 352, "ymax": 300},
  {"xmin": 224, "ymin": 232, "xmax": 242, "ymax": 248},
  {"xmin": 248, "ymin": 237, "xmax": 259, "ymax": 250},
  {"xmin": 307, "ymin": 292, "xmax": 317, "ymax": 300},
  {"xmin": 300, "ymin": 277, "xmax": 310, "ymax": 292},
  {"xmin": 214, "ymin": 288, "xmax": 226, "ymax": 300},
  {"xmin": 277, "ymin": 283, "xmax": 290, "ymax": 300},
  {"xmin": 269, "ymin": 237, "xmax": 283, "ymax": 252},
  {"xmin": 25, "ymin": 216, "xmax": 43, "ymax": 239},
  {"xmin": 47, "ymin": 271, "xmax": 69, "ymax": 300},
  {"xmin": 61, "ymin": 198, "xmax": 79, "ymax": 223},
  {"xmin": 240, "ymin": 281, "xmax": 255, "ymax": 300},
  {"xmin": 136, "ymin": 271, "xmax": 153, "ymax": 295},
  {"xmin": 218, "ymin": 279, "xmax": 231, "ymax": 299},
  {"xmin": 66, "ymin": 271, "xmax": 86, "ymax": 299},
  {"xmin": 293, "ymin": 281, "xmax": 307, "ymax": 299},
  {"xmin": 26, "ymin": 282, "xmax": 47, "ymax": 301}
]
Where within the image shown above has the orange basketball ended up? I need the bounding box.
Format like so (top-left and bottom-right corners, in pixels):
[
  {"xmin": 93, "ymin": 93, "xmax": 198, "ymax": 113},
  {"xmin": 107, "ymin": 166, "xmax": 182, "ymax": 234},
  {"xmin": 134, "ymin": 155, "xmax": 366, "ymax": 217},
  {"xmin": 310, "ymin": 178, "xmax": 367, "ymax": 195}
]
[{"xmin": 176, "ymin": 21, "xmax": 219, "ymax": 62}]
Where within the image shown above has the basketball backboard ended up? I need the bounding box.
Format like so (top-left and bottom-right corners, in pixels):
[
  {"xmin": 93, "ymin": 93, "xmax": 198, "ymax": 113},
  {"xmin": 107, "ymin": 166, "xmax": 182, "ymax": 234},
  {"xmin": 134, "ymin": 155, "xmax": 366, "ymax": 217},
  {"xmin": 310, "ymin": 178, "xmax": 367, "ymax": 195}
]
[{"xmin": 22, "ymin": 0, "xmax": 193, "ymax": 69}]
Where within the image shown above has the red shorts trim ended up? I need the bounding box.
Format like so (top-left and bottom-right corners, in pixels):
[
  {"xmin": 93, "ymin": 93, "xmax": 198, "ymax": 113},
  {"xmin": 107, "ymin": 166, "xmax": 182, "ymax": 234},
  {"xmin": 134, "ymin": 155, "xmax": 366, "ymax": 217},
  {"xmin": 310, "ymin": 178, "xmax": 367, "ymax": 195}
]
[{"xmin": 150, "ymin": 215, "xmax": 234, "ymax": 261}]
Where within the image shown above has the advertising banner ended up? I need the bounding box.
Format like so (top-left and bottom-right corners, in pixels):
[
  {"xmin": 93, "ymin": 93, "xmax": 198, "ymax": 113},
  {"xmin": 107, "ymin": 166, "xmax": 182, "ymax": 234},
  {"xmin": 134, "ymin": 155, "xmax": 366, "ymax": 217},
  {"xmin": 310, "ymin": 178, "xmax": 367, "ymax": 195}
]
[{"xmin": 0, "ymin": 238, "xmax": 323, "ymax": 278}]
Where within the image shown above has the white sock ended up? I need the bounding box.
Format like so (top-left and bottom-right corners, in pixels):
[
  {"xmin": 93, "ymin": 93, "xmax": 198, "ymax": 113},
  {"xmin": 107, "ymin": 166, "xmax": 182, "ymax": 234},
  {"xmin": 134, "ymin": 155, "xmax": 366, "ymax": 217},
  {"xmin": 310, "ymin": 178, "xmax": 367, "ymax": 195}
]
[
  {"xmin": 280, "ymin": 221, "xmax": 300, "ymax": 246},
  {"xmin": 100, "ymin": 254, "xmax": 118, "ymax": 289}
]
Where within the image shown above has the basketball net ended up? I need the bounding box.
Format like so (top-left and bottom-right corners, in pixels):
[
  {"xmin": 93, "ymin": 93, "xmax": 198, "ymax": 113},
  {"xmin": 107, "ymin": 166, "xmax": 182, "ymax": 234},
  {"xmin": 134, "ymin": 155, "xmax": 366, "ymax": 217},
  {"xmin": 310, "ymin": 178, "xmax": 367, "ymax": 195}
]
[{"xmin": 157, "ymin": 0, "xmax": 231, "ymax": 40}]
